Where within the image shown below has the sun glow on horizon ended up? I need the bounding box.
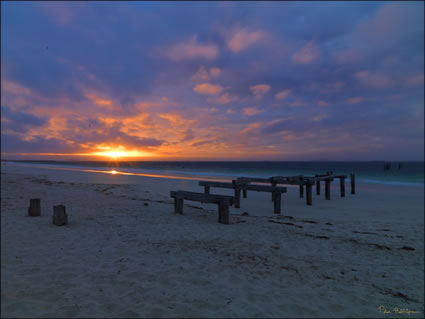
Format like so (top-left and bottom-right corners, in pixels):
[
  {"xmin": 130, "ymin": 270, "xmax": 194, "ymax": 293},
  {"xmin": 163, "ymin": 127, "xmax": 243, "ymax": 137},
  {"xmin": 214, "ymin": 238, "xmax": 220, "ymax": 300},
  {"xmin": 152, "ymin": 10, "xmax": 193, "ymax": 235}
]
[{"xmin": 89, "ymin": 145, "xmax": 154, "ymax": 159}]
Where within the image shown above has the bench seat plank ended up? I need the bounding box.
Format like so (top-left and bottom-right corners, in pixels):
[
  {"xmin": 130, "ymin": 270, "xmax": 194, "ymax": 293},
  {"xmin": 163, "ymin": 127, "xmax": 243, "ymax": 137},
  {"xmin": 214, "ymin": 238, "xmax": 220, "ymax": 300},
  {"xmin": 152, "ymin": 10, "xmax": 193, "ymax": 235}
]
[{"xmin": 170, "ymin": 191, "xmax": 235, "ymax": 205}]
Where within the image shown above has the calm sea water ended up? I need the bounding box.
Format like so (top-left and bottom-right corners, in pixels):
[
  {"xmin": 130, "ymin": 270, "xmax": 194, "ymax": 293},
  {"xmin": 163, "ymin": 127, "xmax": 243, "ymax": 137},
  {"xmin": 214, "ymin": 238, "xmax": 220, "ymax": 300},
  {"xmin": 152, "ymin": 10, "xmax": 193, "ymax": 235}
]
[{"xmin": 4, "ymin": 160, "xmax": 424, "ymax": 187}]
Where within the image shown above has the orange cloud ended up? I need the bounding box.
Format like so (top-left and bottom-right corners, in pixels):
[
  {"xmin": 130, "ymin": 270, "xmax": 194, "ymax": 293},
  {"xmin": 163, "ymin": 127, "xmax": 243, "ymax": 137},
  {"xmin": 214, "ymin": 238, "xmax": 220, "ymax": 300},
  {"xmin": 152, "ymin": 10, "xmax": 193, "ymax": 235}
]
[
  {"xmin": 210, "ymin": 67, "xmax": 221, "ymax": 78},
  {"xmin": 94, "ymin": 98, "xmax": 112, "ymax": 106},
  {"xmin": 226, "ymin": 28, "xmax": 268, "ymax": 53},
  {"xmin": 2, "ymin": 80, "xmax": 32, "ymax": 96},
  {"xmin": 193, "ymin": 83, "xmax": 224, "ymax": 95},
  {"xmin": 275, "ymin": 89, "xmax": 292, "ymax": 101},
  {"xmin": 243, "ymin": 107, "xmax": 259, "ymax": 116},
  {"xmin": 208, "ymin": 93, "xmax": 237, "ymax": 105},
  {"xmin": 240, "ymin": 122, "xmax": 263, "ymax": 135},
  {"xmin": 250, "ymin": 84, "xmax": 271, "ymax": 96},
  {"xmin": 159, "ymin": 36, "xmax": 218, "ymax": 61},
  {"xmin": 292, "ymin": 41, "xmax": 320, "ymax": 64},
  {"xmin": 159, "ymin": 113, "xmax": 197, "ymax": 128},
  {"xmin": 192, "ymin": 66, "xmax": 222, "ymax": 82},
  {"xmin": 319, "ymin": 100, "xmax": 329, "ymax": 106}
]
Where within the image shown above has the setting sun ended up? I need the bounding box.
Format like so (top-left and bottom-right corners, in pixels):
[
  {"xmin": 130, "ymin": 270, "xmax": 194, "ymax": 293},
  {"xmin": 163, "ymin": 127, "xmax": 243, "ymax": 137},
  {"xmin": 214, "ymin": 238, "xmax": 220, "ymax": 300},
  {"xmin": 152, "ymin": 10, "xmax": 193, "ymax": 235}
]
[
  {"xmin": 88, "ymin": 145, "xmax": 154, "ymax": 159},
  {"xmin": 100, "ymin": 151, "xmax": 128, "ymax": 159}
]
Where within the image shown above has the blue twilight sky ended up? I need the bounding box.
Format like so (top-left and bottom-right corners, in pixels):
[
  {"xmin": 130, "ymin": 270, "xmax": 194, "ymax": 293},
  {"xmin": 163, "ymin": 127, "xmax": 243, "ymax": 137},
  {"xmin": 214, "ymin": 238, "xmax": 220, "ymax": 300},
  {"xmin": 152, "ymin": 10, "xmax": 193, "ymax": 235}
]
[{"xmin": 1, "ymin": 1, "xmax": 424, "ymax": 161}]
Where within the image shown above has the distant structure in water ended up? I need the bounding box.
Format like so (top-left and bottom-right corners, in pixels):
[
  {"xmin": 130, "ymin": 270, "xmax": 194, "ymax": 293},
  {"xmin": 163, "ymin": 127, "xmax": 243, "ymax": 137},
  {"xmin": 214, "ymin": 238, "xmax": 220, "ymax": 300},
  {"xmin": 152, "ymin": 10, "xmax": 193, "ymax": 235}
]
[{"xmin": 384, "ymin": 162, "xmax": 404, "ymax": 170}]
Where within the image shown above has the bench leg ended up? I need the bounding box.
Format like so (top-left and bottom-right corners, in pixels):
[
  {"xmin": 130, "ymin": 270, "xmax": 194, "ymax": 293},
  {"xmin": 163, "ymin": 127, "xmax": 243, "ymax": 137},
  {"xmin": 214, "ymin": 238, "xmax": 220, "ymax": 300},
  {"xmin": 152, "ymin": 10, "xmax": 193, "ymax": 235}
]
[
  {"xmin": 350, "ymin": 173, "xmax": 355, "ymax": 195},
  {"xmin": 273, "ymin": 192, "xmax": 281, "ymax": 214},
  {"xmin": 316, "ymin": 180, "xmax": 320, "ymax": 195},
  {"xmin": 243, "ymin": 188, "xmax": 247, "ymax": 198},
  {"xmin": 271, "ymin": 182, "xmax": 277, "ymax": 201},
  {"xmin": 174, "ymin": 198, "xmax": 183, "ymax": 214},
  {"xmin": 306, "ymin": 184, "xmax": 312, "ymax": 206},
  {"xmin": 218, "ymin": 203, "xmax": 229, "ymax": 224},
  {"xmin": 204, "ymin": 186, "xmax": 210, "ymax": 195},
  {"xmin": 234, "ymin": 187, "xmax": 241, "ymax": 208},
  {"xmin": 325, "ymin": 179, "xmax": 331, "ymax": 200},
  {"xmin": 340, "ymin": 177, "xmax": 345, "ymax": 197},
  {"xmin": 299, "ymin": 185, "xmax": 304, "ymax": 198}
]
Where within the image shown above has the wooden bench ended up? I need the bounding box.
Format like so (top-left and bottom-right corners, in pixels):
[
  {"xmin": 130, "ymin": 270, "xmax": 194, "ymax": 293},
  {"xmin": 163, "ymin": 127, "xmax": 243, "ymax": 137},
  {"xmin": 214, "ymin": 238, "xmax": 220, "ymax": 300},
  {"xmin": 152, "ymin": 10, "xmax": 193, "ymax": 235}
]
[
  {"xmin": 199, "ymin": 181, "xmax": 286, "ymax": 214},
  {"xmin": 170, "ymin": 191, "xmax": 235, "ymax": 224}
]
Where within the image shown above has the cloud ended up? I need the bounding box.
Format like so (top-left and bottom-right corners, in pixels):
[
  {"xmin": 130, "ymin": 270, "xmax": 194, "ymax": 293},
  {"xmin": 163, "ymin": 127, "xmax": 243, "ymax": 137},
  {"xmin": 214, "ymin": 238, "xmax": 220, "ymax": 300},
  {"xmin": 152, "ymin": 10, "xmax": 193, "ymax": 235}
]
[
  {"xmin": 193, "ymin": 83, "xmax": 224, "ymax": 95},
  {"xmin": 250, "ymin": 84, "xmax": 271, "ymax": 97},
  {"xmin": 275, "ymin": 89, "xmax": 292, "ymax": 101},
  {"xmin": 243, "ymin": 107, "xmax": 259, "ymax": 116},
  {"xmin": 84, "ymin": 92, "xmax": 117, "ymax": 110},
  {"xmin": 159, "ymin": 36, "xmax": 219, "ymax": 61},
  {"xmin": 346, "ymin": 97, "xmax": 368, "ymax": 104},
  {"xmin": 181, "ymin": 129, "xmax": 195, "ymax": 142},
  {"xmin": 2, "ymin": 80, "xmax": 32, "ymax": 96},
  {"xmin": 352, "ymin": 2, "xmax": 422, "ymax": 51},
  {"xmin": 226, "ymin": 28, "xmax": 268, "ymax": 53},
  {"xmin": 333, "ymin": 50, "xmax": 360, "ymax": 64},
  {"xmin": 288, "ymin": 99, "xmax": 306, "ymax": 107},
  {"xmin": 354, "ymin": 71, "xmax": 394, "ymax": 89},
  {"xmin": 192, "ymin": 66, "xmax": 222, "ymax": 82},
  {"xmin": 37, "ymin": 2, "xmax": 86, "ymax": 25},
  {"xmin": 2, "ymin": 106, "xmax": 47, "ymax": 134},
  {"xmin": 319, "ymin": 100, "xmax": 329, "ymax": 106},
  {"xmin": 210, "ymin": 67, "xmax": 221, "ymax": 78},
  {"xmin": 292, "ymin": 41, "xmax": 320, "ymax": 64},
  {"xmin": 405, "ymin": 74, "xmax": 424, "ymax": 87},
  {"xmin": 240, "ymin": 122, "xmax": 263, "ymax": 135},
  {"xmin": 208, "ymin": 93, "xmax": 237, "ymax": 104}
]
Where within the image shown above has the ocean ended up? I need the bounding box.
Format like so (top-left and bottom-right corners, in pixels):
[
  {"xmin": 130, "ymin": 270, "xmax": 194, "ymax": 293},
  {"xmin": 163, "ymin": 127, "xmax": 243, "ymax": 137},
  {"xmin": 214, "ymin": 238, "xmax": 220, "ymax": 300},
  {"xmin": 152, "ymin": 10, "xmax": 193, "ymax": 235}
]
[{"xmin": 3, "ymin": 160, "xmax": 424, "ymax": 187}]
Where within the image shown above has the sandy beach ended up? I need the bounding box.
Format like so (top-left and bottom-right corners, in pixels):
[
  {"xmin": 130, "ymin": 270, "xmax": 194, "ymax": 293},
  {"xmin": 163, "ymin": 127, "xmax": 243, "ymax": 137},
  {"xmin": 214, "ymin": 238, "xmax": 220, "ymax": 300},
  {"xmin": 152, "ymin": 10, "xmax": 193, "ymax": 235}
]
[{"xmin": 1, "ymin": 162, "xmax": 424, "ymax": 318}]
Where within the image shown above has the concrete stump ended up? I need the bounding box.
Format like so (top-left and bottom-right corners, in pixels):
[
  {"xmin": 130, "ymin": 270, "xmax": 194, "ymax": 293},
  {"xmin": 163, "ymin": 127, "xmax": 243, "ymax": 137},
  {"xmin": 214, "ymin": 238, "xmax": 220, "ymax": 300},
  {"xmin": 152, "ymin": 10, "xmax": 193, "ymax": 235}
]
[
  {"xmin": 28, "ymin": 198, "xmax": 41, "ymax": 217},
  {"xmin": 52, "ymin": 205, "xmax": 68, "ymax": 226}
]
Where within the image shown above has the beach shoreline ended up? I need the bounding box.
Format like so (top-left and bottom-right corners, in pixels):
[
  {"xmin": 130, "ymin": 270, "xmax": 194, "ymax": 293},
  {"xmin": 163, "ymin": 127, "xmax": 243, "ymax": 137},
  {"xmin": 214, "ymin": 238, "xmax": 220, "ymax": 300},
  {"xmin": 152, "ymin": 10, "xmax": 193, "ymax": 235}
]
[{"xmin": 1, "ymin": 163, "xmax": 424, "ymax": 317}]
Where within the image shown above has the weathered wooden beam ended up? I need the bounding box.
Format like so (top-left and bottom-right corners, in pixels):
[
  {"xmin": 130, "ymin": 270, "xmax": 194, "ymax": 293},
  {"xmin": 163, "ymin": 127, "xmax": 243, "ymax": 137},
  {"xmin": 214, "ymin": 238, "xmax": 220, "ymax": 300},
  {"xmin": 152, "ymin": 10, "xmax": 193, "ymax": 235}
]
[
  {"xmin": 52, "ymin": 205, "xmax": 68, "ymax": 226},
  {"xmin": 234, "ymin": 187, "xmax": 241, "ymax": 208},
  {"xmin": 204, "ymin": 185, "xmax": 210, "ymax": 195},
  {"xmin": 243, "ymin": 189, "xmax": 247, "ymax": 198},
  {"xmin": 273, "ymin": 192, "xmax": 281, "ymax": 214},
  {"xmin": 306, "ymin": 183, "xmax": 312, "ymax": 206},
  {"xmin": 325, "ymin": 179, "xmax": 331, "ymax": 200},
  {"xmin": 200, "ymin": 181, "xmax": 234, "ymax": 189},
  {"xmin": 271, "ymin": 180, "xmax": 277, "ymax": 201},
  {"xmin": 299, "ymin": 184, "xmax": 304, "ymax": 198},
  {"xmin": 28, "ymin": 198, "xmax": 41, "ymax": 217},
  {"xmin": 350, "ymin": 173, "xmax": 355, "ymax": 194},
  {"xmin": 245, "ymin": 184, "xmax": 286, "ymax": 193},
  {"xmin": 313, "ymin": 176, "xmax": 335, "ymax": 182},
  {"xmin": 236, "ymin": 177, "xmax": 271, "ymax": 184},
  {"xmin": 200, "ymin": 181, "xmax": 286, "ymax": 193},
  {"xmin": 170, "ymin": 191, "xmax": 234, "ymax": 205},
  {"xmin": 316, "ymin": 180, "xmax": 320, "ymax": 195},
  {"xmin": 339, "ymin": 177, "xmax": 345, "ymax": 197},
  {"xmin": 174, "ymin": 197, "xmax": 183, "ymax": 214},
  {"xmin": 218, "ymin": 203, "xmax": 229, "ymax": 224}
]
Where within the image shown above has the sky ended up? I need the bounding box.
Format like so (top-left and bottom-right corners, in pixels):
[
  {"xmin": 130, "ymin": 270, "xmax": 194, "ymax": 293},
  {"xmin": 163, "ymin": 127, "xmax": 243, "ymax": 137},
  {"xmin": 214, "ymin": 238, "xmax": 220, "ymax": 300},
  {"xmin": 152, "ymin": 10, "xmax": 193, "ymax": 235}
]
[{"xmin": 1, "ymin": 1, "xmax": 424, "ymax": 161}]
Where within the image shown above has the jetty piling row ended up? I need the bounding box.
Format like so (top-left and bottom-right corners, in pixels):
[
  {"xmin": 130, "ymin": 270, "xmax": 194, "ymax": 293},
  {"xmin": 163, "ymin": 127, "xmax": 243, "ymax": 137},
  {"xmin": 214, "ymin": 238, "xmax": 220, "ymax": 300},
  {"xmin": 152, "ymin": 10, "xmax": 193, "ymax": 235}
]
[{"xmin": 170, "ymin": 172, "xmax": 356, "ymax": 224}]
